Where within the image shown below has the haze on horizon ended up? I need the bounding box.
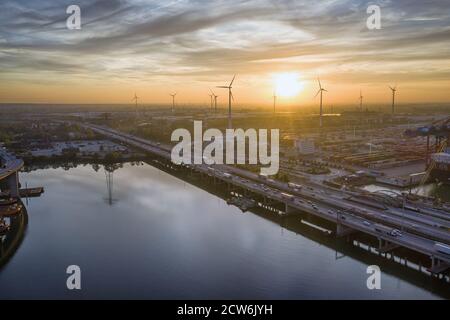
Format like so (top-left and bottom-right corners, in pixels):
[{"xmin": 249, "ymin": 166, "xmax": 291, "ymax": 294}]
[{"xmin": 1, "ymin": 0, "xmax": 450, "ymax": 107}]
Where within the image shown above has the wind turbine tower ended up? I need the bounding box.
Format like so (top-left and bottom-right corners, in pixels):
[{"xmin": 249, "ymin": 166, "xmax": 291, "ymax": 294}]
[
  {"xmin": 359, "ymin": 90, "xmax": 363, "ymax": 112},
  {"xmin": 217, "ymin": 75, "xmax": 236, "ymax": 129},
  {"xmin": 208, "ymin": 93, "xmax": 214, "ymax": 111},
  {"xmin": 315, "ymin": 79, "xmax": 328, "ymax": 128},
  {"xmin": 273, "ymin": 91, "xmax": 277, "ymax": 113},
  {"xmin": 132, "ymin": 93, "xmax": 139, "ymax": 117},
  {"xmin": 389, "ymin": 85, "xmax": 397, "ymax": 115},
  {"xmin": 210, "ymin": 89, "xmax": 218, "ymax": 113},
  {"xmin": 170, "ymin": 93, "xmax": 177, "ymax": 113},
  {"xmin": 359, "ymin": 90, "xmax": 364, "ymax": 126}
]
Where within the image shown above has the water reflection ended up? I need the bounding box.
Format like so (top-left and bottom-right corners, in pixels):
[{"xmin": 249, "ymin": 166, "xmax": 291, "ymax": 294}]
[
  {"xmin": 0, "ymin": 162, "xmax": 448, "ymax": 299},
  {"xmin": 104, "ymin": 164, "xmax": 121, "ymax": 206}
]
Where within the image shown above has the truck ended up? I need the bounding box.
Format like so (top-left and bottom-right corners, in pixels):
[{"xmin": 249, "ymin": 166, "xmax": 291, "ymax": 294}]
[
  {"xmin": 281, "ymin": 192, "xmax": 294, "ymax": 200},
  {"xmin": 288, "ymin": 183, "xmax": 302, "ymax": 190},
  {"xmin": 435, "ymin": 242, "xmax": 450, "ymax": 255}
]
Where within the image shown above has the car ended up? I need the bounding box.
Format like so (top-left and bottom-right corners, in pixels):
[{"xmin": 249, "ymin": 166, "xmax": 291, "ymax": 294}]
[{"xmin": 390, "ymin": 229, "xmax": 403, "ymax": 237}]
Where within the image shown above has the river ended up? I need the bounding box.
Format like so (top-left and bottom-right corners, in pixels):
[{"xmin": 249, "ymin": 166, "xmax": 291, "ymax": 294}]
[{"xmin": 0, "ymin": 162, "xmax": 448, "ymax": 299}]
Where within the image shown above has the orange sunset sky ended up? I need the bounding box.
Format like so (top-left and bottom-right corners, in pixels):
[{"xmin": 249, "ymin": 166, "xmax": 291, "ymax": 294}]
[{"xmin": 1, "ymin": 0, "xmax": 450, "ymax": 106}]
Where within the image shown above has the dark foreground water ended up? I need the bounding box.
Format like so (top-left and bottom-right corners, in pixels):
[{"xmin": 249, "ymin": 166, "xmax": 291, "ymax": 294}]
[{"xmin": 0, "ymin": 163, "xmax": 448, "ymax": 299}]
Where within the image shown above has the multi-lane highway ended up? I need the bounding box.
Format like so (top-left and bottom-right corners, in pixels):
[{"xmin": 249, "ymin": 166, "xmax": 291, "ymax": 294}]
[
  {"xmin": 80, "ymin": 123, "xmax": 450, "ymax": 266},
  {"xmin": 224, "ymin": 165, "xmax": 450, "ymax": 241}
]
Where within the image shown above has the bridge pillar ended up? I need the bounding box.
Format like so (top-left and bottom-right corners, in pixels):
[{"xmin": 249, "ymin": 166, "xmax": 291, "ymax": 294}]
[
  {"xmin": 7, "ymin": 172, "xmax": 20, "ymax": 198},
  {"xmin": 336, "ymin": 223, "xmax": 356, "ymax": 237},
  {"xmin": 378, "ymin": 238, "xmax": 399, "ymax": 253},
  {"xmin": 285, "ymin": 203, "xmax": 297, "ymax": 214}
]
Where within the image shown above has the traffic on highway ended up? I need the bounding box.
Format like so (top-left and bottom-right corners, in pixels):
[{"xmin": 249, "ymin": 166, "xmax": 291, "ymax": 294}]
[{"xmin": 81, "ymin": 123, "xmax": 450, "ymax": 265}]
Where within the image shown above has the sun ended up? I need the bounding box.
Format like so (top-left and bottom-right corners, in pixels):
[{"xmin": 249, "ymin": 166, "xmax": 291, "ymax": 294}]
[{"xmin": 273, "ymin": 72, "xmax": 304, "ymax": 98}]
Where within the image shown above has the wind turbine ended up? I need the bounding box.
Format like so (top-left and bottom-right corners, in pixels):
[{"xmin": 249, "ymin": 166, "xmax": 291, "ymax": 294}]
[
  {"xmin": 217, "ymin": 75, "xmax": 236, "ymax": 129},
  {"xmin": 132, "ymin": 93, "xmax": 139, "ymax": 116},
  {"xmin": 170, "ymin": 92, "xmax": 177, "ymax": 112},
  {"xmin": 359, "ymin": 90, "xmax": 364, "ymax": 127},
  {"xmin": 210, "ymin": 89, "xmax": 218, "ymax": 113},
  {"xmin": 273, "ymin": 90, "xmax": 277, "ymax": 114},
  {"xmin": 389, "ymin": 85, "xmax": 397, "ymax": 115},
  {"xmin": 208, "ymin": 92, "xmax": 214, "ymax": 111},
  {"xmin": 315, "ymin": 78, "xmax": 327, "ymax": 128},
  {"xmin": 359, "ymin": 90, "xmax": 363, "ymax": 112}
]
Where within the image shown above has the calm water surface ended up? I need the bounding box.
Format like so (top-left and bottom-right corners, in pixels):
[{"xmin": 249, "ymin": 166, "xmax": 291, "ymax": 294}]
[{"xmin": 0, "ymin": 163, "xmax": 447, "ymax": 299}]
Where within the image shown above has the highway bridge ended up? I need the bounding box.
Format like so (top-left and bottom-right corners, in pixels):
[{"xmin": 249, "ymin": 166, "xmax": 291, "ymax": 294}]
[
  {"xmin": 81, "ymin": 123, "xmax": 450, "ymax": 273},
  {"xmin": 0, "ymin": 148, "xmax": 23, "ymax": 198}
]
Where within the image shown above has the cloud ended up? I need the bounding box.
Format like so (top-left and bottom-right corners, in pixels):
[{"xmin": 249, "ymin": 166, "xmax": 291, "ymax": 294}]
[{"xmin": 0, "ymin": 0, "xmax": 449, "ymax": 95}]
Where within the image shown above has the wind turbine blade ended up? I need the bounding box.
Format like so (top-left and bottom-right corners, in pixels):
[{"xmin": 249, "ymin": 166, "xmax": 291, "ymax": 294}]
[
  {"xmin": 230, "ymin": 74, "xmax": 236, "ymax": 87},
  {"xmin": 231, "ymin": 91, "xmax": 235, "ymax": 102},
  {"xmin": 314, "ymin": 90, "xmax": 321, "ymax": 98},
  {"xmin": 318, "ymin": 78, "xmax": 322, "ymax": 89},
  {"xmin": 217, "ymin": 86, "xmax": 229, "ymax": 88}
]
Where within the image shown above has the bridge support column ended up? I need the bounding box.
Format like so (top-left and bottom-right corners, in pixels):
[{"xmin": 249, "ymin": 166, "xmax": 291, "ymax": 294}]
[
  {"xmin": 7, "ymin": 172, "xmax": 20, "ymax": 198},
  {"xmin": 377, "ymin": 238, "xmax": 399, "ymax": 253},
  {"xmin": 284, "ymin": 203, "xmax": 297, "ymax": 214},
  {"xmin": 336, "ymin": 223, "xmax": 356, "ymax": 237},
  {"xmin": 428, "ymin": 256, "xmax": 449, "ymax": 274}
]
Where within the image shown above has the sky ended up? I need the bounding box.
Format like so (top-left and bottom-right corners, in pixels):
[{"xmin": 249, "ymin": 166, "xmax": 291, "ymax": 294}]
[{"xmin": 0, "ymin": 0, "xmax": 450, "ymax": 106}]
